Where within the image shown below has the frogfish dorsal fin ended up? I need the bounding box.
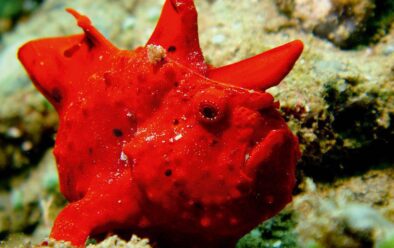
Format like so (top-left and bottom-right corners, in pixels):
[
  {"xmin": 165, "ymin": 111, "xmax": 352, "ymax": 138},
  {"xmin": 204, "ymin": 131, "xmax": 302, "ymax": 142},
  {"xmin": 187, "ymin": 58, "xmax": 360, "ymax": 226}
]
[
  {"xmin": 147, "ymin": 0, "xmax": 207, "ymax": 74},
  {"xmin": 66, "ymin": 8, "xmax": 115, "ymax": 49}
]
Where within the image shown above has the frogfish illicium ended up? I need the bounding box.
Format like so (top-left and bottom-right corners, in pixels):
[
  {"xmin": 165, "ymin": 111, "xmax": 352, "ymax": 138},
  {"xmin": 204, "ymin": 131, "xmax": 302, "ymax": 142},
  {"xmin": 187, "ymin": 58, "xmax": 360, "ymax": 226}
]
[{"xmin": 18, "ymin": 0, "xmax": 303, "ymax": 247}]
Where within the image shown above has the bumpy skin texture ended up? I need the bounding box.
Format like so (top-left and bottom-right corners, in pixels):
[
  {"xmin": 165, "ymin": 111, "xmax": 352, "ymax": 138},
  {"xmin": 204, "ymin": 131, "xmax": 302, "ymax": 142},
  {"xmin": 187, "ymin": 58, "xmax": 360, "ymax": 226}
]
[{"xmin": 18, "ymin": 1, "xmax": 303, "ymax": 247}]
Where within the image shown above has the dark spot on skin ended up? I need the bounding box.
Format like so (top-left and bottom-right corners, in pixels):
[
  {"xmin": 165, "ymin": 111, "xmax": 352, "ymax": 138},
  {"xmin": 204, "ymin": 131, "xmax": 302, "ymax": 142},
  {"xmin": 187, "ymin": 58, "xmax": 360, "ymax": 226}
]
[
  {"xmin": 173, "ymin": 119, "xmax": 179, "ymax": 125},
  {"xmin": 51, "ymin": 88, "xmax": 62, "ymax": 103},
  {"xmin": 164, "ymin": 169, "xmax": 172, "ymax": 177},
  {"xmin": 84, "ymin": 36, "xmax": 95, "ymax": 50},
  {"xmin": 88, "ymin": 147, "xmax": 93, "ymax": 155},
  {"xmin": 174, "ymin": 82, "xmax": 179, "ymax": 87},
  {"xmin": 179, "ymin": 191, "xmax": 187, "ymax": 199},
  {"xmin": 82, "ymin": 109, "xmax": 89, "ymax": 117},
  {"xmin": 113, "ymin": 128, "xmax": 123, "ymax": 137},
  {"xmin": 64, "ymin": 44, "xmax": 81, "ymax": 58},
  {"xmin": 167, "ymin": 46, "xmax": 176, "ymax": 53},
  {"xmin": 193, "ymin": 201, "xmax": 203, "ymax": 210},
  {"xmin": 211, "ymin": 139, "xmax": 218, "ymax": 146}
]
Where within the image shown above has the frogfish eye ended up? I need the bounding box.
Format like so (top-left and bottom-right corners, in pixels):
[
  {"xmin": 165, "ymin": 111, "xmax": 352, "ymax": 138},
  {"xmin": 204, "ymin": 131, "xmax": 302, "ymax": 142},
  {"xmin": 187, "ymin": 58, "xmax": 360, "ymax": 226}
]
[
  {"xmin": 194, "ymin": 88, "xmax": 228, "ymax": 124},
  {"xmin": 199, "ymin": 102, "xmax": 220, "ymax": 121}
]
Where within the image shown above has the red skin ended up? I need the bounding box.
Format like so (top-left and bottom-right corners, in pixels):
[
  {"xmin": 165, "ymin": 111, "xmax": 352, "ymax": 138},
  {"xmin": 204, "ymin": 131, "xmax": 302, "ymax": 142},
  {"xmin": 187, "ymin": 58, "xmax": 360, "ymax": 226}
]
[{"xmin": 18, "ymin": 1, "xmax": 303, "ymax": 247}]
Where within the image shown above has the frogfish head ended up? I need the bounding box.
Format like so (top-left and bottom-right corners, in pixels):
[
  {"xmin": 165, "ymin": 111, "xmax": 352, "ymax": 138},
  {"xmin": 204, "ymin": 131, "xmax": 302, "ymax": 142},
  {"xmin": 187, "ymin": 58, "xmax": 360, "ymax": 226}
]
[{"xmin": 124, "ymin": 65, "xmax": 300, "ymax": 227}]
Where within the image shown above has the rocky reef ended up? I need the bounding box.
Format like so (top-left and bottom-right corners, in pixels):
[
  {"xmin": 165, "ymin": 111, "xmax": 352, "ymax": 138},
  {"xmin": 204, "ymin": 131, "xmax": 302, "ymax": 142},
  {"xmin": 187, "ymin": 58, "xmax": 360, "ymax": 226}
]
[{"xmin": 0, "ymin": 0, "xmax": 392, "ymax": 247}]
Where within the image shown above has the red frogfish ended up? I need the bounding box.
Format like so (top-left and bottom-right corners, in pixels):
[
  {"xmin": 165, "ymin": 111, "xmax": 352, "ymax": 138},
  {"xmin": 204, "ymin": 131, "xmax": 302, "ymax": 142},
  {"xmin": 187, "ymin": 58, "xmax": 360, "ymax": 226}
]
[{"xmin": 18, "ymin": 0, "xmax": 303, "ymax": 247}]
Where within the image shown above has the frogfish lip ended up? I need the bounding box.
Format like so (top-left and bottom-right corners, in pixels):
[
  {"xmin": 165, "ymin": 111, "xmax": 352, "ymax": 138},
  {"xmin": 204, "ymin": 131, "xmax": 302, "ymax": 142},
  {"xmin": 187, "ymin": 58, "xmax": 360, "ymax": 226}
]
[{"xmin": 244, "ymin": 128, "xmax": 298, "ymax": 178}]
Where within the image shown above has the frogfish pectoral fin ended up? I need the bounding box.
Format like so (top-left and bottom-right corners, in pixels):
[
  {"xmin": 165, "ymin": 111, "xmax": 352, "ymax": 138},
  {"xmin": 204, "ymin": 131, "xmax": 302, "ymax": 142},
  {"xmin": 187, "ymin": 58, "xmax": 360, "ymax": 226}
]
[
  {"xmin": 18, "ymin": 9, "xmax": 115, "ymax": 110},
  {"xmin": 18, "ymin": 35, "xmax": 85, "ymax": 108},
  {"xmin": 208, "ymin": 40, "xmax": 304, "ymax": 91}
]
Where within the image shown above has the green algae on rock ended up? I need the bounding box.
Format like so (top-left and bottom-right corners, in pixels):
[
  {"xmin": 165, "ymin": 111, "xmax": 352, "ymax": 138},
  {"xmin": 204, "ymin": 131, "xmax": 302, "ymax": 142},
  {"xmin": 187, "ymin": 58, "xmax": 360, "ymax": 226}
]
[
  {"xmin": 0, "ymin": 151, "xmax": 65, "ymax": 245},
  {"xmin": 275, "ymin": 0, "xmax": 394, "ymax": 49},
  {"xmin": 0, "ymin": 88, "xmax": 57, "ymax": 183},
  {"xmin": 237, "ymin": 210, "xmax": 299, "ymax": 248},
  {"xmin": 293, "ymin": 177, "xmax": 394, "ymax": 248},
  {"xmin": 0, "ymin": 0, "xmax": 44, "ymax": 35},
  {"xmin": 29, "ymin": 235, "xmax": 152, "ymax": 248}
]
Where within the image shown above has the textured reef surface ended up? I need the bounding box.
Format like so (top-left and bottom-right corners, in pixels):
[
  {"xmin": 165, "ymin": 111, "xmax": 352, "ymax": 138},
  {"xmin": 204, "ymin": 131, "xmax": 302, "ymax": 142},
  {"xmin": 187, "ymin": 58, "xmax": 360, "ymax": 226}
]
[{"xmin": 0, "ymin": 0, "xmax": 393, "ymax": 247}]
